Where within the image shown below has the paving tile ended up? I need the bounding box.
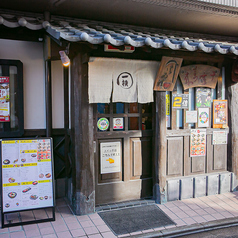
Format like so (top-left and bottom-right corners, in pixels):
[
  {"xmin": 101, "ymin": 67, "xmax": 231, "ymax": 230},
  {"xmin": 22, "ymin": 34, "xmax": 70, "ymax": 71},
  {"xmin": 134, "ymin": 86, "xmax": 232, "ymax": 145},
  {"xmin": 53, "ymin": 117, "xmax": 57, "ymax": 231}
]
[
  {"xmin": 220, "ymin": 211, "xmax": 235, "ymax": 218},
  {"xmin": 52, "ymin": 223, "xmax": 68, "ymax": 232},
  {"xmin": 70, "ymin": 228, "xmax": 86, "ymax": 237},
  {"xmin": 193, "ymin": 209, "xmax": 208, "ymax": 216},
  {"xmin": 210, "ymin": 212, "xmax": 225, "ymax": 220},
  {"xmin": 56, "ymin": 198, "xmax": 68, "ymax": 207},
  {"xmin": 57, "ymin": 230, "xmax": 72, "ymax": 238},
  {"xmin": 84, "ymin": 226, "xmax": 99, "ymax": 235},
  {"xmin": 117, "ymin": 234, "xmax": 129, "ymax": 238},
  {"xmin": 76, "ymin": 215, "xmax": 90, "ymax": 222},
  {"xmin": 25, "ymin": 228, "xmax": 41, "ymax": 237},
  {"xmin": 9, "ymin": 226, "xmax": 22, "ymax": 232},
  {"xmin": 96, "ymin": 225, "xmax": 111, "ymax": 233},
  {"xmin": 40, "ymin": 226, "xmax": 55, "ymax": 235},
  {"xmin": 182, "ymin": 217, "xmax": 196, "ymax": 225},
  {"xmin": 153, "ymin": 227, "xmax": 165, "ymax": 231},
  {"xmin": 80, "ymin": 220, "xmax": 95, "ymax": 228},
  {"xmin": 38, "ymin": 222, "xmax": 52, "ymax": 229},
  {"xmin": 89, "ymin": 213, "xmax": 101, "ymax": 220},
  {"xmin": 101, "ymin": 231, "xmax": 117, "ymax": 238},
  {"xmin": 10, "ymin": 231, "xmax": 25, "ymax": 238},
  {"xmin": 192, "ymin": 216, "xmax": 206, "ymax": 223},
  {"xmin": 63, "ymin": 216, "xmax": 78, "ymax": 224},
  {"xmin": 57, "ymin": 206, "xmax": 73, "ymax": 217},
  {"xmin": 184, "ymin": 210, "xmax": 198, "ymax": 217},
  {"xmin": 23, "ymin": 224, "xmax": 38, "ymax": 231},
  {"xmin": 164, "ymin": 202, "xmax": 176, "ymax": 209},
  {"xmin": 178, "ymin": 205, "xmax": 192, "ymax": 212},
  {"xmin": 88, "ymin": 234, "xmax": 103, "ymax": 238},
  {"xmin": 42, "ymin": 234, "xmax": 57, "ymax": 238},
  {"xmin": 0, "ymin": 228, "xmax": 9, "ymax": 234},
  {"xmin": 92, "ymin": 219, "xmax": 105, "ymax": 226},
  {"xmin": 202, "ymin": 214, "xmax": 216, "ymax": 222},
  {"xmin": 67, "ymin": 222, "xmax": 82, "ymax": 230},
  {"xmin": 204, "ymin": 207, "xmax": 217, "ymax": 214},
  {"xmin": 174, "ymin": 219, "xmax": 186, "ymax": 227},
  {"xmin": 164, "ymin": 212, "xmax": 179, "ymax": 220},
  {"xmin": 130, "ymin": 231, "xmax": 142, "ymax": 235},
  {"xmin": 0, "ymin": 234, "xmax": 9, "ymax": 238},
  {"xmin": 174, "ymin": 211, "xmax": 189, "ymax": 219}
]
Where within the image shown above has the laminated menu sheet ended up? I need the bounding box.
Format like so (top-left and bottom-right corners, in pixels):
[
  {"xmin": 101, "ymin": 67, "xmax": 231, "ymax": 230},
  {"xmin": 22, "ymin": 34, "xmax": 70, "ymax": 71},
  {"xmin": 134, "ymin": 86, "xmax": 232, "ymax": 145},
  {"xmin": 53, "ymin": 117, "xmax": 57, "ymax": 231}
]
[{"xmin": 1, "ymin": 138, "xmax": 54, "ymax": 213}]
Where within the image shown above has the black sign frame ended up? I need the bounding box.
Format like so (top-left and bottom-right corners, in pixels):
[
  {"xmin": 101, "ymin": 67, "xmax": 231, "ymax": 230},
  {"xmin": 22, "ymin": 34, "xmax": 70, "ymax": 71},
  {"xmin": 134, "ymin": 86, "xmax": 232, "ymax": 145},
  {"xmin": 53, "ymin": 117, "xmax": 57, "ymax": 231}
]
[{"xmin": 0, "ymin": 137, "xmax": 55, "ymax": 228}]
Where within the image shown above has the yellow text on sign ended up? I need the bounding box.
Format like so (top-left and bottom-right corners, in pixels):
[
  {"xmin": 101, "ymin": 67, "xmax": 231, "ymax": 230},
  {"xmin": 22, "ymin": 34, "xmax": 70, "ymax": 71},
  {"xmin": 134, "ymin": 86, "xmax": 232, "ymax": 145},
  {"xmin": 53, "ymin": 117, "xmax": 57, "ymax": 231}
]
[{"xmin": 173, "ymin": 97, "xmax": 182, "ymax": 107}]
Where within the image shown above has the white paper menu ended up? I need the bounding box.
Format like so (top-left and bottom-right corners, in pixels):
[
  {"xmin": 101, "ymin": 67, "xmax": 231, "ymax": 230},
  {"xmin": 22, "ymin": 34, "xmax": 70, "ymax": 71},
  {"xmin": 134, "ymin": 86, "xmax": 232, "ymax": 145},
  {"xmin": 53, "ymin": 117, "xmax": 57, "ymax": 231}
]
[{"xmin": 1, "ymin": 139, "xmax": 54, "ymax": 212}]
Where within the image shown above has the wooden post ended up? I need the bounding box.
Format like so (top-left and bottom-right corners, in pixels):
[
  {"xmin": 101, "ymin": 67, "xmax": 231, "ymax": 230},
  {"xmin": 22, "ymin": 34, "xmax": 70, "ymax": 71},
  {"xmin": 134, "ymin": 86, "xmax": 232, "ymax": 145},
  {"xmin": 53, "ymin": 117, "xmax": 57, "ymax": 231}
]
[
  {"xmin": 70, "ymin": 51, "xmax": 95, "ymax": 215},
  {"xmin": 154, "ymin": 91, "xmax": 167, "ymax": 204}
]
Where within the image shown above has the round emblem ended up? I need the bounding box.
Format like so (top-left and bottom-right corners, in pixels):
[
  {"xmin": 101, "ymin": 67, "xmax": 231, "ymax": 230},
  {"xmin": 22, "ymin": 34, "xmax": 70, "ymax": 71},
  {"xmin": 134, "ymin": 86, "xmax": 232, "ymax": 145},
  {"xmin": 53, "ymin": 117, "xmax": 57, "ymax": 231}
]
[
  {"xmin": 97, "ymin": 118, "xmax": 109, "ymax": 131},
  {"xmin": 199, "ymin": 112, "xmax": 209, "ymax": 124},
  {"xmin": 117, "ymin": 72, "xmax": 133, "ymax": 89}
]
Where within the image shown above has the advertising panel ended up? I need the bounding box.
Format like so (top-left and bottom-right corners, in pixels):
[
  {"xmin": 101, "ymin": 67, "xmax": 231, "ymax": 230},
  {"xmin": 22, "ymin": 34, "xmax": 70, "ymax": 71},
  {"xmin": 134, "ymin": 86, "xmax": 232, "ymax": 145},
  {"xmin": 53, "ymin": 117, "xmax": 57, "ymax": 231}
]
[{"xmin": 1, "ymin": 138, "xmax": 54, "ymax": 213}]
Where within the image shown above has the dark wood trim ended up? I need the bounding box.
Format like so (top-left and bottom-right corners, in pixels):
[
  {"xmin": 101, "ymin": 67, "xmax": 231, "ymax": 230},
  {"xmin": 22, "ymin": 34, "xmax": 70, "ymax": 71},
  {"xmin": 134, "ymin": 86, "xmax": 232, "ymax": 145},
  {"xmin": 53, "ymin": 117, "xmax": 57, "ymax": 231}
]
[
  {"xmin": 45, "ymin": 60, "xmax": 52, "ymax": 137},
  {"xmin": 23, "ymin": 128, "xmax": 66, "ymax": 137}
]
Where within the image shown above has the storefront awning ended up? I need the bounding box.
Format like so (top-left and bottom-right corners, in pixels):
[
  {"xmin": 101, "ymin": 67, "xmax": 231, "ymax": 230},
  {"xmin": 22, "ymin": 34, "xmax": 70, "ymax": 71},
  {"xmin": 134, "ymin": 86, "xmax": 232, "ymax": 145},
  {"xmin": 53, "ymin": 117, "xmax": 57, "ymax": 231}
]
[{"xmin": 1, "ymin": 12, "xmax": 238, "ymax": 55}]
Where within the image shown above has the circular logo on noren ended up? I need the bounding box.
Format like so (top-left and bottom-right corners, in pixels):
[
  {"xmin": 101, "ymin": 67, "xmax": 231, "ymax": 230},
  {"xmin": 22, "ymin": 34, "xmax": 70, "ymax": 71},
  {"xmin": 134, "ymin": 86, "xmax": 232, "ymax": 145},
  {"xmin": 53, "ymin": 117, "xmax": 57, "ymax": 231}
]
[{"xmin": 117, "ymin": 72, "xmax": 133, "ymax": 89}]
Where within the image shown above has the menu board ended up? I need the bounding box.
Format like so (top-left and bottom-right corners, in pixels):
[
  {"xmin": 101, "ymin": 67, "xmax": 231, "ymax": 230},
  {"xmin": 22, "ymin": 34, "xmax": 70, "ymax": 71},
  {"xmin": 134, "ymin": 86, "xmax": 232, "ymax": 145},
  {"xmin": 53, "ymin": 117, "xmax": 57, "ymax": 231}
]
[{"xmin": 1, "ymin": 138, "xmax": 54, "ymax": 213}]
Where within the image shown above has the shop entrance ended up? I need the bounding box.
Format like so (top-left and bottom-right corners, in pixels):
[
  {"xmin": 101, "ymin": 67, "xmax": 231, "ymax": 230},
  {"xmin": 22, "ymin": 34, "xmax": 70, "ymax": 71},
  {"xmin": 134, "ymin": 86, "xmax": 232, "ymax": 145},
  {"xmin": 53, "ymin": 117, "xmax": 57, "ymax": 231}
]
[{"xmin": 94, "ymin": 102, "xmax": 154, "ymax": 205}]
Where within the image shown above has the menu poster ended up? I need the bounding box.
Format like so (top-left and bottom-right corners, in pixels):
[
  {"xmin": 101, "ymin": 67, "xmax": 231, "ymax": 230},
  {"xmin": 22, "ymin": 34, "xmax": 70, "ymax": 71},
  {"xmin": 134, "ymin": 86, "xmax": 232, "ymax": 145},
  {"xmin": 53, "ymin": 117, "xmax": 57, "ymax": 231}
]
[
  {"xmin": 190, "ymin": 129, "xmax": 206, "ymax": 157},
  {"xmin": 213, "ymin": 100, "xmax": 228, "ymax": 128},
  {"xmin": 0, "ymin": 76, "xmax": 10, "ymax": 122},
  {"xmin": 1, "ymin": 138, "xmax": 54, "ymax": 213}
]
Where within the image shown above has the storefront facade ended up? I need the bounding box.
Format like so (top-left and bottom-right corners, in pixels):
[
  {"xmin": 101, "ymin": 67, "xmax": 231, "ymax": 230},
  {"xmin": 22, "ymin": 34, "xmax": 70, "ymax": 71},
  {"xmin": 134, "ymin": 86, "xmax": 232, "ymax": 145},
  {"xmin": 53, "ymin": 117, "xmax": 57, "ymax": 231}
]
[{"xmin": 1, "ymin": 8, "xmax": 238, "ymax": 215}]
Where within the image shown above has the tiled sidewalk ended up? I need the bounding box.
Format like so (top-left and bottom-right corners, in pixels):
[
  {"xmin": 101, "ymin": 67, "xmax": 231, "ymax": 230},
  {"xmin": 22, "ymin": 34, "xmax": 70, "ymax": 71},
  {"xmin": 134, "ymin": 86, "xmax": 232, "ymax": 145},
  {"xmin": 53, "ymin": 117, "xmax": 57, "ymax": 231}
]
[{"xmin": 0, "ymin": 192, "xmax": 238, "ymax": 238}]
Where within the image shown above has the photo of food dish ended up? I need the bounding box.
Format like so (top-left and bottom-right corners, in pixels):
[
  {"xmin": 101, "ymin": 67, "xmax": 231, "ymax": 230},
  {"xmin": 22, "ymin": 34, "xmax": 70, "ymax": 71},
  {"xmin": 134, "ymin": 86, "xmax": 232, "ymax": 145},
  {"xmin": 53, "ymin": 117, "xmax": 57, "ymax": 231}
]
[
  {"xmin": 30, "ymin": 195, "xmax": 38, "ymax": 200},
  {"xmin": 22, "ymin": 187, "xmax": 31, "ymax": 193},
  {"xmin": 13, "ymin": 159, "xmax": 18, "ymax": 163},
  {"xmin": 3, "ymin": 159, "xmax": 10, "ymax": 164},
  {"xmin": 5, "ymin": 203, "xmax": 10, "ymax": 208},
  {"xmin": 8, "ymin": 177, "xmax": 15, "ymax": 183},
  {"xmin": 32, "ymin": 181, "xmax": 38, "ymax": 185},
  {"xmin": 45, "ymin": 173, "xmax": 51, "ymax": 178},
  {"xmin": 39, "ymin": 173, "xmax": 44, "ymax": 178},
  {"xmin": 44, "ymin": 196, "xmax": 48, "ymax": 200},
  {"xmin": 21, "ymin": 158, "xmax": 26, "ymax": 162},
  {"xmin": 39, "ymin": 197, "xmax": 44, "ymax": 200},
  {"xmin": 8, "ymin": 192, "xmax": 17, "ymax": 199},
  {"xmin": 31, "ymin": 154, "xmax": 36, "ymax": 157}
]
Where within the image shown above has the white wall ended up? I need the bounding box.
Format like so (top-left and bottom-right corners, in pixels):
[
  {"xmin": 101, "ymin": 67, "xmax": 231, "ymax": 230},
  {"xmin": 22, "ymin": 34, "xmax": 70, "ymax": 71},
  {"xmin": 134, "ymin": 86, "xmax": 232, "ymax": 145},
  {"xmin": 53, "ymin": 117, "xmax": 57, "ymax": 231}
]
[
  {"xmin": 0, "ymin": 39, "xmax": 65, "ymax": 129},
  {"xmin": 52, "ymin": 61, "xmax": 64, "ymax": 128}
]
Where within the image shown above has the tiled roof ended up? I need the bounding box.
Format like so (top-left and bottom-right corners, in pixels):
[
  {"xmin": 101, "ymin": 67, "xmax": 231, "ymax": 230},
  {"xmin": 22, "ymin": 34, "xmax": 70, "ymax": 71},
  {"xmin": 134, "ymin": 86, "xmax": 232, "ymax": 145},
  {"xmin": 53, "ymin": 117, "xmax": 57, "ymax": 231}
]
[{"xmin": 1, "ymin": 12, "xmax": 238, "ymax": 55}]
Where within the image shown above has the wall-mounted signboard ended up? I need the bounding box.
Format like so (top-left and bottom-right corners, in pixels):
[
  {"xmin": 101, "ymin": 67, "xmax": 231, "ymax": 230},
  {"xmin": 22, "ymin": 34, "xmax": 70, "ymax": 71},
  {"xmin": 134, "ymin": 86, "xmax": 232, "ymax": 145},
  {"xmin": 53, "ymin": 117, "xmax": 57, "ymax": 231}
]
[
  {"xmin": 100, "ymin": 141, "xmax": 121, "ymax": 174},
  {"xmin": 213, "ymin": 100, "xmax": 228, "ymax": 128},
  {"xmin": 1, "ymin": 138, "xmax": 55, "ymax": 227},
  {"xmin": 172, "ymin": 94, "xmax": 189, "ymax": 109}
]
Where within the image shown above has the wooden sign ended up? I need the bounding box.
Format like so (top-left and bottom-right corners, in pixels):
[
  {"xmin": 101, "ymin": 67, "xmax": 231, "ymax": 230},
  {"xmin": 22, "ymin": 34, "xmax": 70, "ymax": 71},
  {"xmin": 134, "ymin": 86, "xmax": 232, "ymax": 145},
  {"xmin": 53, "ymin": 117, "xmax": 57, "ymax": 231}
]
[
  {"xmin": 179, "ymin": 65, "xmax": 220, "ymax": 90},
  {"xmin": 154, "ymin": 57, "xmax": 183, "ymax": 91},
  {"xmin": 213, "ymin": 100, "xmax": 228, "ymax": 128}
]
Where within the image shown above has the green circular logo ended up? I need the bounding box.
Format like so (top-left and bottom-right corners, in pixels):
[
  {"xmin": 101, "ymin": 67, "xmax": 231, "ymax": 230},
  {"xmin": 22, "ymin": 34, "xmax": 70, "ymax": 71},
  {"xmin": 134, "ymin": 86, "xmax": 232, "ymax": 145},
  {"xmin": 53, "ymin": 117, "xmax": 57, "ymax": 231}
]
[{"xmin": 97, "ymin": 118, "xmax": 109, "ymax": 131}]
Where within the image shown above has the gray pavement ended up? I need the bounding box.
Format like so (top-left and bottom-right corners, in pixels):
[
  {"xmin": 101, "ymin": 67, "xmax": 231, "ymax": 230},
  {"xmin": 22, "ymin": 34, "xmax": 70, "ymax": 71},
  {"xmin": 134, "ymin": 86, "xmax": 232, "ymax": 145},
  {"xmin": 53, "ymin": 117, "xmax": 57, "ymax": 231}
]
[{"xmin": 0, "ymin": 191, "xmax": 238, "ymax": 238}]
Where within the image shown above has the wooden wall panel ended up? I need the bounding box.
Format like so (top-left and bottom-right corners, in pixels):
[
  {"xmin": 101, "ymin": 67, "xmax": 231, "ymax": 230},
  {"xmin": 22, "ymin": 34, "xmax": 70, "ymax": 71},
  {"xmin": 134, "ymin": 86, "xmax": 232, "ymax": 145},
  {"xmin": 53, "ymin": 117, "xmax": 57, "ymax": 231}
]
[
  {"xmin": 167, "ymin": 137, "xmax": 183, "ymax": 176},
  {"xmin": 131, "ymin": 137, "xmax": 152, "ymax": 178},
  {"xmin": 131, "ymin": 138, "xmax": 142, "ymax": 177},
  {"xmin": 214, "ymin": 144, "xmax": 227, "ymax": 171},
  {"xmin": 191, "ymin": 156, "xmax": 205, "ymax": 173}
]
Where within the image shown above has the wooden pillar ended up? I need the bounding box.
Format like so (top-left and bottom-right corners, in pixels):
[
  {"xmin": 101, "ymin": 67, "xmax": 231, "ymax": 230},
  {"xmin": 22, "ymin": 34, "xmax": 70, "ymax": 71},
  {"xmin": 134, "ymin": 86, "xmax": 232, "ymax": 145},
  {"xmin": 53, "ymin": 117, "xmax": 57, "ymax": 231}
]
[
  {"xmin": 154, "ymin": 91, "xmax": 167, "ymax": 204},
  {"xmin": 70, "ymin": 52, "xmax": 95, "ymax": 215}
]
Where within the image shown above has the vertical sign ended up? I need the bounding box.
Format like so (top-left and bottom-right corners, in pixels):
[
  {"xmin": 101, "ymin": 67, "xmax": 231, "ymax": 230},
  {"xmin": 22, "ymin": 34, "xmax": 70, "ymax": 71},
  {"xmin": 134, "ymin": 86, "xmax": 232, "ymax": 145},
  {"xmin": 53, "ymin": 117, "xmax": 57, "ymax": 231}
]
[
  {"xmin": 1, "ymin": 139, "xmax": 54, "ymax": 213},
  {"xmin": 166, "ymin": 94, "xmax": 170, "ymax": 127},
  {"xmin": 100, "ymin": 142, "xmax": 121, "ymax": 174},
  {"xmin": 190, "ymin": 129, "xmax": 206, "ymax": 157},
  {"xmin": 213, "ymin": 100, "xmax": 228, "ymax": 128},
  {"xmin": 0, "ymin": 76, "xmax": 10, "ymax": 122}
]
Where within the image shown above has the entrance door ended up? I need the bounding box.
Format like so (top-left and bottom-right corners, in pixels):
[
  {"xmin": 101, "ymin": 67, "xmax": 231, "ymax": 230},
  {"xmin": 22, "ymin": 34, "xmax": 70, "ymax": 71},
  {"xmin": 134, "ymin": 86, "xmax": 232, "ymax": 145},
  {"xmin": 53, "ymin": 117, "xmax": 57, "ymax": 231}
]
[{"xmin": 94, "ymin": 102, "xmax": 154, "ymax": 205}]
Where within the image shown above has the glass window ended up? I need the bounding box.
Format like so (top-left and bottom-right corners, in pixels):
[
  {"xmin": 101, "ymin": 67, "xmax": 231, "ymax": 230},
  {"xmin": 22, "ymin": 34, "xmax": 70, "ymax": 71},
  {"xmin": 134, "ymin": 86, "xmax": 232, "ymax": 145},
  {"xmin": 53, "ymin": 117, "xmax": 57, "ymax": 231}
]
[
  {"xmin": 129, "ymin": 103, "xmax": 138, "ymax": 113},
  {"xmin": 0, "ymin": 60, "xmax": 23, "ymax": 137},
  {"xmin": 113, "ymin": 103, "xmax": 124, "ymax": 114}
]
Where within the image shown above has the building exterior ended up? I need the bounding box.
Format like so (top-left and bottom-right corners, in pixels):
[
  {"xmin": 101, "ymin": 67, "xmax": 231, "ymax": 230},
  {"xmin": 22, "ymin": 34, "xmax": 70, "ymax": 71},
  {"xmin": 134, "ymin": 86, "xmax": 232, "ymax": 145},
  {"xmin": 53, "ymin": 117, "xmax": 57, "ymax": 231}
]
[{"xmin": 1, "ymin": 0, "xmax": 238, "ymax": 215}]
